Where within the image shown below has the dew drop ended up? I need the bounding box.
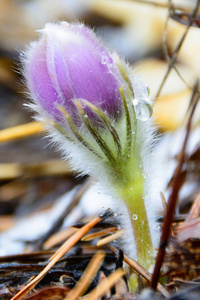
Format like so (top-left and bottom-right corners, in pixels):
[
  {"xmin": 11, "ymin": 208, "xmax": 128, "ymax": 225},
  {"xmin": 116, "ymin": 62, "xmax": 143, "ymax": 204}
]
[
  {"xmin": 132, "ymin": 214, "xmax": 138, "ymax": 220},
  {"xmin": 132, "ymin": 99, "xmax": 153, "ymax": 121},
  {"xmin": 62, "ymin": 22, "xmax": 69, "ymax": 28},
  {"xmin": 84, "ymin": 115, "xmax": 88, "ymax": 119}
]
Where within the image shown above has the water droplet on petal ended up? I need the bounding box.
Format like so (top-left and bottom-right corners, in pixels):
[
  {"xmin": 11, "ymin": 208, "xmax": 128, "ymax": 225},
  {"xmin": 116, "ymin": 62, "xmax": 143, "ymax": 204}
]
[
  {"xmin": 132, "ymin": 99, "xmax": 153, "ymax": 121},
  {"xmin": 132, "ymin": 214, "xmax": 138, "ymax": 220},
  {"xmin": 84, "ymin": 115, "xmax": 88, "ymax": 119}
]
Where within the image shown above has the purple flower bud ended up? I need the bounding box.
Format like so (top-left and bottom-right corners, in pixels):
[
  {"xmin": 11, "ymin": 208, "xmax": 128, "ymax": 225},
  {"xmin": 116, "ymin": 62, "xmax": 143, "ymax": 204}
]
[{"xmin": 23, "ymin": 22, "xmax": 126, "ymax": 124}]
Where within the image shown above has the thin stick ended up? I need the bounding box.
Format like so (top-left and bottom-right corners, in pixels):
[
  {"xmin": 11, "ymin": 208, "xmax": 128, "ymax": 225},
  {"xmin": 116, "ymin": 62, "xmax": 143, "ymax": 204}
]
[
  {"xmin": 150, "ymin": 81, "xmax": 200, "ymax": 290},
  {"xmin": 11, "ymin": 216, "xmax": 102, "ymax": 300},
  {"xmin": 162, "ymin": 2, "xmax": 193, "ymax": 91},
  {"xmin": 156, "ymin": 0, "xmax": 200, "ymax": 98}
]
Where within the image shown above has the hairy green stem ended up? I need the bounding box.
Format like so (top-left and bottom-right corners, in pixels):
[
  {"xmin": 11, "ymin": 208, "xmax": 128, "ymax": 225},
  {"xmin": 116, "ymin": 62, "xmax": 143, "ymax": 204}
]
[{"xmin": 116, "ymin": 166, "xmax": 154, "ymax": 271}]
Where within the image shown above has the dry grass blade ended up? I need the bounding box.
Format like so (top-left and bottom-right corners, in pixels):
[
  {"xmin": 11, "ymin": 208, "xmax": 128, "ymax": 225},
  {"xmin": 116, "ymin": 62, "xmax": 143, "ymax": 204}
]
[
  {"xmin": 97, "ymin": 272, "xmax": 111, "ymax": 298},
  {"xmin": 49, "ymin": 216, "xmax": 101, "ymax": 262},
  {"xmin": 10, "ymin": 216, "xmax": 102, "ymax": 300},
  {"xmin": 0, "ymin": 122, "xmax": 43, "ymax": 143},
  {"xmin": 0, "ymin": 160, "xmax": 72, "ymax": 181},
  {"xmin": 108, "ymin": 245, "xmax": 169, "ymax": 297},
  {"xmin": 83, "ymin": 268, "xmax": 125, "ymax": 300},
  {"xmin": 81, "ymin": 227, "xmax": 118, "ymax": 242},
  {"xmin": 96, "ymin": 230, "xmax": 125, "ymax": 246},
  {"xmin": 43, "ymin": 227, "xmax": 79, "ymax": 250},
  {"xmin": 64, "ymin": 251, "xmax": 105, "ymax": 300},
  {"xmin": 0, "ymin": 163, "xmax": 22, "ymax": 180}
]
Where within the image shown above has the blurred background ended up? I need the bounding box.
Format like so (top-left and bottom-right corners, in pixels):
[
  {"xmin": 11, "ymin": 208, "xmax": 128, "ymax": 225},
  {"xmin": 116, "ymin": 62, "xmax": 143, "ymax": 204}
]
[{"xmin": 0, "ymin": 0, "xmax": 199, "ymax": 254}]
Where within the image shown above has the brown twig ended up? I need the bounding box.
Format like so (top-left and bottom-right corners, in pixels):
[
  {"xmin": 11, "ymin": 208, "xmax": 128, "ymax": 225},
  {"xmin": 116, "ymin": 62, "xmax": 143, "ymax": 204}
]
[
  {"xmin": 156, "ymin": 0, "xmax": 200, "ymax": 98},
  {"xmin": 150, "ymin": 81, "xmax": 200, "ymax": 290},
  {"xmin": 162, "ymin": 1, "xmax": 193, "ymax": 92}
]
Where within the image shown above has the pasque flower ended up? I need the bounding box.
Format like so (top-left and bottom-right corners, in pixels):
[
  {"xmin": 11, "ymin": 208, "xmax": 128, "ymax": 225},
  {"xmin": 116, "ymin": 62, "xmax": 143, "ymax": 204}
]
[
  {"xmin": 22, "ymin": 22, "xmax": 162, "ymax": 286},
  {"xmin": 24, "ymin": 22, "xmax": 125, "ymax": 123}
]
